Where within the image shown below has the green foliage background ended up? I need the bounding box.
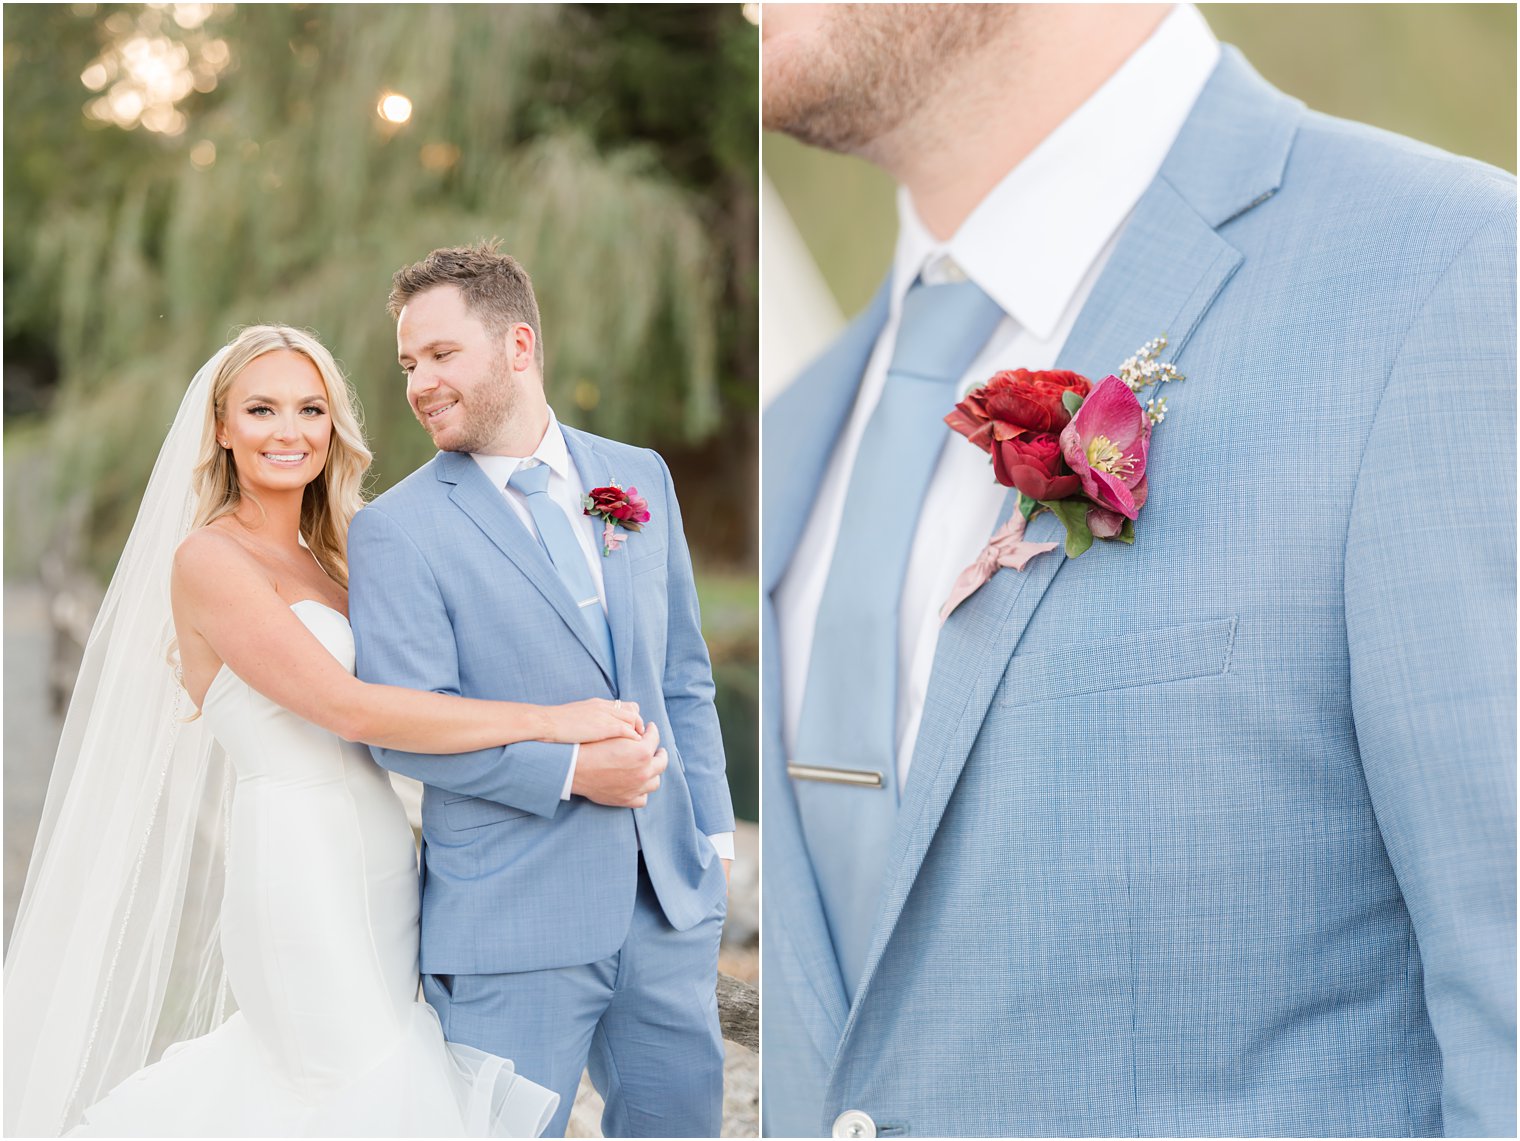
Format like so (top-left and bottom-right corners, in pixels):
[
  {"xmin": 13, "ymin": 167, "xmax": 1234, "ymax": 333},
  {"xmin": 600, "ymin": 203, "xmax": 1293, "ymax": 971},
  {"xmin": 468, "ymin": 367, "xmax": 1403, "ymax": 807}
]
[
  {"xmin": 766, "ymin": 3, "xmax": 1517, "ymax": 316},
  {"xmin": 3, "ymin": 3, "xmax": 759, "ymax": 817}
]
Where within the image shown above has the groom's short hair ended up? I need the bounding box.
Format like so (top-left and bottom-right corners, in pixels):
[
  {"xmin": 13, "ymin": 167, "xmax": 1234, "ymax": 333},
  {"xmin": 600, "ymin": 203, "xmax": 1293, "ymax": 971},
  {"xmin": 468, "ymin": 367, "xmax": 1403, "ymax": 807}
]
[{"xmin": 388, "ymin": 239, "xmax": 545, "ymax": 370}]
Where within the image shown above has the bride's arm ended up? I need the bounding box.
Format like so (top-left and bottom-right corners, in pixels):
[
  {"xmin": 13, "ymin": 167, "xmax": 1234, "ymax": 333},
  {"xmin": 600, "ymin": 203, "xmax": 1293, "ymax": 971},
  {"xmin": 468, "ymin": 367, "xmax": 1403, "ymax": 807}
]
[{"xmin": 172, "ymin": 530, "xmax": 638, "ymax": 752}]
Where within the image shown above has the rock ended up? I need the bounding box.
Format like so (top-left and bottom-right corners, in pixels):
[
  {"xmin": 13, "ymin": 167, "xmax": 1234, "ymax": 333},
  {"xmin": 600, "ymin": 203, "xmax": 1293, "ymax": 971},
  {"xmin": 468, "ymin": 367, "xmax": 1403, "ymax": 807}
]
[{"xmin": 719, "ymin": 973, "xmax": 758, "ymax": 1053}]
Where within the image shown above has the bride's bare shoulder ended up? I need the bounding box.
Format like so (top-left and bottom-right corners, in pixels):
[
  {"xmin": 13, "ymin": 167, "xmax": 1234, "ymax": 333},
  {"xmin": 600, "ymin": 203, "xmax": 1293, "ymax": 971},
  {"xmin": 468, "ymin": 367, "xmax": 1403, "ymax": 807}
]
[{"xmin": 172, "ymin": 523, "xmax": 267, "ymax": 604}]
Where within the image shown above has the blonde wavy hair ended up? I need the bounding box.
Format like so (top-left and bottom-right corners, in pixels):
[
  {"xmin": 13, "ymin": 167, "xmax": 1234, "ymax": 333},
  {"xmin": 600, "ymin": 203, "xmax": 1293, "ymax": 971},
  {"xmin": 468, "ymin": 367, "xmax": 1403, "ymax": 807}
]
[{"xmin": 191, "ymin": 325, "xmax": 372, "ymax": 586}]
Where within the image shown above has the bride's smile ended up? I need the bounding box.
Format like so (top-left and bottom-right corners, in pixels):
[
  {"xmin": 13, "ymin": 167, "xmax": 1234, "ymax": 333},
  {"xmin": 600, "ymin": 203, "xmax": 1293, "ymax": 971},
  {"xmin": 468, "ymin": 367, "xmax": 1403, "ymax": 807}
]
[{"xmin": 217, "ymin": 349, "xmax": 333, "ymax": 492}]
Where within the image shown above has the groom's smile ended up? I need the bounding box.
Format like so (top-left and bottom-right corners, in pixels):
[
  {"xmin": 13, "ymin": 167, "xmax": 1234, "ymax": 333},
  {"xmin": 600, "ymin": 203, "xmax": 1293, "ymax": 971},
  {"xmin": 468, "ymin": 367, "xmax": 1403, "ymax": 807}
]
[{"xmin": 397, "ymin": 282, "xmax": 527, "ymax": 455}]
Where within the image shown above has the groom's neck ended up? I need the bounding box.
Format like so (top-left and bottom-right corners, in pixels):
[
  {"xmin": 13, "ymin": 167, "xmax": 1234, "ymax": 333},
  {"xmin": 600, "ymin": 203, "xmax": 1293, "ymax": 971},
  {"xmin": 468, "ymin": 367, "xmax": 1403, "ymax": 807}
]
[
  {"xmin": 867, "ymin": 4, "xmax": 1170, "ymax": 241},
  {"xmin": 475, "ymin": 400, "xmax": 550, "ymax": 459}
]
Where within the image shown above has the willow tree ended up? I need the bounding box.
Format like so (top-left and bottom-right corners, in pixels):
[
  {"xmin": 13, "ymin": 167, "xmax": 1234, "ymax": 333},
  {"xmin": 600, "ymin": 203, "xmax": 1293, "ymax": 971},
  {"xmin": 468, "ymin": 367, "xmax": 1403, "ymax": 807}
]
[{"xmin": 4, "ymin": 3, "xmax": 756, "ymax": 580}]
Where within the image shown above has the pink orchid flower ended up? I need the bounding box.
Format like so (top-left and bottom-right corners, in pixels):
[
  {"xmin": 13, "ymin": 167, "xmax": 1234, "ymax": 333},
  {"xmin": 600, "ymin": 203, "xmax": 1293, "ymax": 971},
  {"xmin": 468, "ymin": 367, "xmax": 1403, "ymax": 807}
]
[
  {"xmin": 1058, "ymin": 375, "xmax": 1150, "ymax": 520},
  {"xmin": 621, "ymin": 487, "xmax": 651, "ymax": 526}
]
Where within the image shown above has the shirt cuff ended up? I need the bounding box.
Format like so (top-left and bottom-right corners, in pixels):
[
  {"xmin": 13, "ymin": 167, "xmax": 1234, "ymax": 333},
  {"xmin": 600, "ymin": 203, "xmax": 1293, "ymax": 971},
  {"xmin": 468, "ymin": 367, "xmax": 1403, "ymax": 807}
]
[
  {"xmin": 560, "ymin": 744, "xmax": 579, "ymax": 801},
  {"xmin": 706, "ymin": 831, "xmax": 735, "ymax": 861}
]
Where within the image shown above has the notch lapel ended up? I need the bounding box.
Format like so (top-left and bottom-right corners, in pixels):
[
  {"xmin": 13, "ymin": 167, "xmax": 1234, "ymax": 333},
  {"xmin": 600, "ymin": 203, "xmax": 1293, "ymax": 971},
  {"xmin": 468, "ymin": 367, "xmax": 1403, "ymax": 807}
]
[
  {"xmin": 760, "ymin": 282, "xmax": 893, "ymax": 1055},
  {"xmin": 762, "ymin": 280, "xmax": 891, "ymax": 592},
  {"xmin": 563, "ymin": 430, "xmax": 634, "ymax": 694},
  {"xmin": 833, "ymin": 47, "xmax": 1301, "ymax": 1058},
  {"xmin": 436, "ymin": 450, "xmax": 615, "ymax": 687}
]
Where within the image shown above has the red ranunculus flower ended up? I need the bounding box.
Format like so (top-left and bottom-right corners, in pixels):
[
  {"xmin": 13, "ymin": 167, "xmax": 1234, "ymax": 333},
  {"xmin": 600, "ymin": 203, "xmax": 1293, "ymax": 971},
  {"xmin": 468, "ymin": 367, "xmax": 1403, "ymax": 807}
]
[
  {"xmin": 991, "ymin": 432, "xmax": 1083, "ymax": 501},
  {"xmin": 946, "ymin": 369, "xmax": 1092, "ymax": 454},
  {"xmin": 584, "ymin": 483, "xmax": 651, "ymax": 556},
  {"xmin": 585, "ymin": 485, "xmax": 650, "ymax": 531}
]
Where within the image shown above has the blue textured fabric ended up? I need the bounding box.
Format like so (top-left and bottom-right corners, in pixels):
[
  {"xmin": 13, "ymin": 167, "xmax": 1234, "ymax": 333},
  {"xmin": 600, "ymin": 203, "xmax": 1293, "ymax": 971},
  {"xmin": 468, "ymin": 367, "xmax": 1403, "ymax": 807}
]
[
  {"xmin": 762, "ymin": 47, "xmax": 1516, "ymax": 1138},
  {"xmin": 794, "ymin": 280, "xmax": 1004, "ymax": 999},
  {"xmin": 423, "ymin": 863, "xmax": 725, "ymax": 1138},
  {"xmin": 507, "ymin": 460, "xmax": 617, "ymax": 687}
]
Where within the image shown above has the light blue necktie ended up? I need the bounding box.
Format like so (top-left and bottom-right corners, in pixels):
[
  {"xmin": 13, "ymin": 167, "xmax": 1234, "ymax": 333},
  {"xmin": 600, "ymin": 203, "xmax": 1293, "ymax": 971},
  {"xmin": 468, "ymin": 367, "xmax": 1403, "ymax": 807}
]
[
  {"xmin": 792, "ymin": 278, "xmax": 1004, "ymax": 997},
  {"xmin": 509, "ymin": 461, "xmax": 617, "ymax": 687}
]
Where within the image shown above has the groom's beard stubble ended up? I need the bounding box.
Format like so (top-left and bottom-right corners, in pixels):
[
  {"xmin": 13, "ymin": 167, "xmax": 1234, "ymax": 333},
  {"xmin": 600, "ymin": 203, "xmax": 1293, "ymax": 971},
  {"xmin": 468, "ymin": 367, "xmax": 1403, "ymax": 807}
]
[
  {"xmin": 761, "ymin": 4, "xmax": 1013, "ymax": 154},
  {"xmin": 419, "ymin": 351, "xmax": 520, "ymax": 454}
]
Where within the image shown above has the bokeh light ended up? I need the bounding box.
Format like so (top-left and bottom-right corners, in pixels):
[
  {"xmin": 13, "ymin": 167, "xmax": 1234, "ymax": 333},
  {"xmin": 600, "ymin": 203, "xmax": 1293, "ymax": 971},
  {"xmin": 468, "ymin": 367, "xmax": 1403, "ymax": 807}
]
[
  {"xmin": 573, "ymin": 380, "xmax": 601, "ymax": 411},
  {"xmin": 76, "ymin": 3, "xmax": 231, "ymax": 134},
  {"xmin": 377, "ymin": 93, "xmax": 413, "ymax": 124},
  {"xmin": 169, "ymin": 3, "xmax": 212, "ymax": 30},
  {"xmin": 419, "ymin": 141, "xmax": 460, "ymax": 172}
]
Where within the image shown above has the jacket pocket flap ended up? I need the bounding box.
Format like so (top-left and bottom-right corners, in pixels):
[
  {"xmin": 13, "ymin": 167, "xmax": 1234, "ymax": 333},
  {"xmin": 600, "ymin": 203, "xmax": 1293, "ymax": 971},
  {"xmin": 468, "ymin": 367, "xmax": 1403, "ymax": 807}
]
[
  {"xmin": 998, "ymin": 616, "xmax": 1237, "ymax": 709},
  {"xmin": 442, "ymin": 795, "xmax": 534, "ymax": 831},
  {"xmin": 628, "ymin": 544, "xmax": 665, "ymax": 575}
]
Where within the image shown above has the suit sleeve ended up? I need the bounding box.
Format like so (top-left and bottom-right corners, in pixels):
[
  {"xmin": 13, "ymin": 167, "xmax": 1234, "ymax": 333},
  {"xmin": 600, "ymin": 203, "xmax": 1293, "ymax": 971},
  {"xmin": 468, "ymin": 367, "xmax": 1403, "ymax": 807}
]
[
  {"xmin": 347, "ymin": 501, "xmax": 573, "ymax": 820},
  {"xmin": 652, "ymin": 451, "xmax": 736, "ymax": 839},
  {"xmin": 1345, "ymin": 207, "xmax": 1516, "ymax": 1137}
]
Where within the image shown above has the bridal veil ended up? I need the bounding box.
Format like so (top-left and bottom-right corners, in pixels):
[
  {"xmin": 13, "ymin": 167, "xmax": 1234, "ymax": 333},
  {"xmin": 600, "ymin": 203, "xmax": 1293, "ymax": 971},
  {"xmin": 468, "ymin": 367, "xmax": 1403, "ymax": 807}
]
[{"xmin": 5, "ymin": 351, "xmax": 236, "ymax": 1136}]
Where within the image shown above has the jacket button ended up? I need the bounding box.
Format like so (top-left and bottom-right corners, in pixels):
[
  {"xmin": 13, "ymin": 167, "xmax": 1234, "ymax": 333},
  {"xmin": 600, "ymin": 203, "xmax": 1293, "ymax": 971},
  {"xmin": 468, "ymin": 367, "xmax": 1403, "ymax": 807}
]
[{"xmin": 833, "ymin": 1110, "xmax": 876, "ymax": 1138}]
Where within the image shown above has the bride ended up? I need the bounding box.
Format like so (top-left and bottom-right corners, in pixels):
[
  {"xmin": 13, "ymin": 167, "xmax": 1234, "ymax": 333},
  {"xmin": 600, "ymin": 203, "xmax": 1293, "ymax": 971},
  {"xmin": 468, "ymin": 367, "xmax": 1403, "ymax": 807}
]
[{"xmin": 4, "ymin": 325, "xmax": 642, "ymax": 1137}]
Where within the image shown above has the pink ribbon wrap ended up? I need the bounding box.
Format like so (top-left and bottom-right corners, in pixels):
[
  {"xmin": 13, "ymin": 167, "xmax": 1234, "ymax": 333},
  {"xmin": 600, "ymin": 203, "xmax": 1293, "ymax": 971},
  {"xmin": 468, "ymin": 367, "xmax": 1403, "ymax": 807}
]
[
  {"xmin": 601, "ymin": 520, "xmax": 626, "ymax": 555},
  {"xmin": 938, "ymin": 513, "xmax": 1059, "ymax": 623}
]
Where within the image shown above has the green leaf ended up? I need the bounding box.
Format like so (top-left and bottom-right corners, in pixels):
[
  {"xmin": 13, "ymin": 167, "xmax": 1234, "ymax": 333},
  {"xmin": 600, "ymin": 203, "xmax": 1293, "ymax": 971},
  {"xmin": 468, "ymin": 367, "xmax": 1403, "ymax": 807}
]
[
  {"xmin": 1061, "ymin": 389, "xmax": 1085, "ymax": 417},
  {"xmin": 1042, "ymin": 498, "xmax": 1094, "ymax": 558},
  {"xmin": 1017, "ymin": 492, "xmax": 1040, "ymax": 520},
  {"xmin": 1116, "ymin": 518, "xmax": 1135, "ymax": 545}
]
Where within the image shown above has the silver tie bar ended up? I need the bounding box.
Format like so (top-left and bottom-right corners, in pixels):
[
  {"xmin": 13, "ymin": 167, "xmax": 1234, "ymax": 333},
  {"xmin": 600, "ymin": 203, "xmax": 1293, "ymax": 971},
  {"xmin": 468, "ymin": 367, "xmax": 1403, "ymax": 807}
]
[{"xmin": 786, "ymin": 763, "xmax": 885, "ymax": 789}]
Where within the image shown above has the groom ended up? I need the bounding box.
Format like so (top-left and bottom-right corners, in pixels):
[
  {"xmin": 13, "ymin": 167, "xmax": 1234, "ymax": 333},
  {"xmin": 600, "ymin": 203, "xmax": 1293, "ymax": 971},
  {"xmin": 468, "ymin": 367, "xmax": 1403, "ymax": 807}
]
[
  {"xmin": 763, "ymin": 4, "xmax": 1514, "ymax": 1138},
  {"xmin": 348, "ymin": 241, "xmax": 733, "ymax": 1137}
]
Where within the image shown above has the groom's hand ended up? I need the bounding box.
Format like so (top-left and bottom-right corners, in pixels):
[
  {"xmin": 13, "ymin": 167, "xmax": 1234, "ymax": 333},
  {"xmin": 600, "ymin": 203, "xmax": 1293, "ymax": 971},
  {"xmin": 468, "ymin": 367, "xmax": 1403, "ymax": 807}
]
[{"xmin": 572, "ymin": 722, "xmax": 669, "ymax": 808}]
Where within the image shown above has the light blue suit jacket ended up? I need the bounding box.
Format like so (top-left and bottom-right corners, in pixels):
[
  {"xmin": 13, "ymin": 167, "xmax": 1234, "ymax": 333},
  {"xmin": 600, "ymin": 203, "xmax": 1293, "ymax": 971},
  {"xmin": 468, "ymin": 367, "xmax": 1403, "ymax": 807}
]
[
  {"xmin": 762, "ymin": 49, "xmax": 1515, "ymax": 1137},
  {"xmin": 349, "ymin": 427, "xmax": 732, "ymax": 975}
]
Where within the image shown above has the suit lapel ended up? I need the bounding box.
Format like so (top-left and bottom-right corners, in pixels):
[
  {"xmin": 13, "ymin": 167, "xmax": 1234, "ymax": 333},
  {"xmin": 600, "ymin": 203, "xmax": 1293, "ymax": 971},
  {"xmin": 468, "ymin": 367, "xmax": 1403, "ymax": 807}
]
[
  {"xmin": 759, "ymin": 281, "xmax": 893, "ymax": 1053},
  {"xmin": 437, "ymin": 449, "xmax": 615, "ymax": 686},
  {"xmin": 762, "ymin": 280, "xmax": 891, "ymax": 593},
  {"xmin": 835, "ymin": 47, "xmax": 1301, "ymax": 1048},
  {"xmin": 563, "ymin": 429, "xmax": 634, "ymax": 693}
]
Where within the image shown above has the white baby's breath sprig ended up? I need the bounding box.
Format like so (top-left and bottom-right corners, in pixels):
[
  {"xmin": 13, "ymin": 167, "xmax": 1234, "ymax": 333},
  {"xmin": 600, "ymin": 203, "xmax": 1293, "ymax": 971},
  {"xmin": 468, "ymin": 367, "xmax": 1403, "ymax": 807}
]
[
  {"xmin": 1146, "ymin": 396, "xmax": 1168, "ymax": 425},
  {"xmin": 1119, "ymin": 334, "xmax": 1184, "ymax": 395}
]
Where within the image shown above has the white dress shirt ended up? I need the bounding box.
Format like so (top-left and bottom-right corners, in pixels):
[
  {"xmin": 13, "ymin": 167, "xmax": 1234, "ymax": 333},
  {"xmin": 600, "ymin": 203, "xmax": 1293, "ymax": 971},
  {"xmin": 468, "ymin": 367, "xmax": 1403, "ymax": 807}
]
[
  {"xmin": 777, "ymin": 5, "xmax": 1221, "ymax": 789},
  {"xmin": 472, "ymin": 411, "xmax": 734, "ymax": 861}
]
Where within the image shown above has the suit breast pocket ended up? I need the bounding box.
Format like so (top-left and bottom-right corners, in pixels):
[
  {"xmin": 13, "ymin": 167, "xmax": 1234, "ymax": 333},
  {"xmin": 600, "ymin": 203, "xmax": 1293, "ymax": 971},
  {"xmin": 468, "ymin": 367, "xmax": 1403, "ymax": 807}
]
[
  {"xmin": 628, "ymin": 545, "xmax": 665, "ymax": 577},
  {"xmin": 442, "ymin": 795, "xmax": 533, "ymax": 831},
  {"xmin": 997, "ymin": 615, "xmax": 1238, "ymax": 710}
]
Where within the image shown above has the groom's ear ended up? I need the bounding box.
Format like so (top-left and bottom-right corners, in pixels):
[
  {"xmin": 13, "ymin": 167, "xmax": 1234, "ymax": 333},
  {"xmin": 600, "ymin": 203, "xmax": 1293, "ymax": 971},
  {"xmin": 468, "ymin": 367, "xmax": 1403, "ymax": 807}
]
[{"xmin": 505, "ymin": 321, "xmax": 539, "ymax": 376}]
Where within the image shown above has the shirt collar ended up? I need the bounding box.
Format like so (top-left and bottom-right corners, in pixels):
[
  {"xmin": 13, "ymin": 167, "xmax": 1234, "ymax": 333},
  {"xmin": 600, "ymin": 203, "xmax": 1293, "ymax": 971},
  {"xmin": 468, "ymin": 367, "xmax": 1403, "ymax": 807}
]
[
  {"xmin": 891, "ymin": 3, "xmax": 1221, "ymax": 341},
  {"xmin": 469, "ymin": 407, "xmax": 573, "ymax": 489}
]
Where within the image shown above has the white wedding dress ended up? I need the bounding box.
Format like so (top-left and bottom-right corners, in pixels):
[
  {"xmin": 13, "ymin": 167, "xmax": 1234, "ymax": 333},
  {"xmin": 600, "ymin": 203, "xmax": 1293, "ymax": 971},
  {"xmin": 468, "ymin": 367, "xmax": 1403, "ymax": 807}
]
[{"xmin": 69, "ymin": 600, "xmax": 557, "ymax": 1137}]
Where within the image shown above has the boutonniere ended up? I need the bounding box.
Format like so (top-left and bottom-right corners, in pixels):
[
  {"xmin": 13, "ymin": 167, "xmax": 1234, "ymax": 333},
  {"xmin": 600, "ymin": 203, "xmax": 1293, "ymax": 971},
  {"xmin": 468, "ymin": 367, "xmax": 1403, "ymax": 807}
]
[
  {"xmin": 583, "ymin": 482, "xmax": 651, "ymax": 556},
  {"xmin": 939, "ymin": 336, "xmax": 1183, "ymax": 621}
]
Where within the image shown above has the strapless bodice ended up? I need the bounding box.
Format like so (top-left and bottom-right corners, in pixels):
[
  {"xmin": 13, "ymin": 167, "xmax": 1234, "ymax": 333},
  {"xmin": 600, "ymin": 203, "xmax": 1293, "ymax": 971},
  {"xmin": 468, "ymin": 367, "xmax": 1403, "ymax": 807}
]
[{"xmin": 201, "ymin": 600, "xmax": 369, "ymax": 784}]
